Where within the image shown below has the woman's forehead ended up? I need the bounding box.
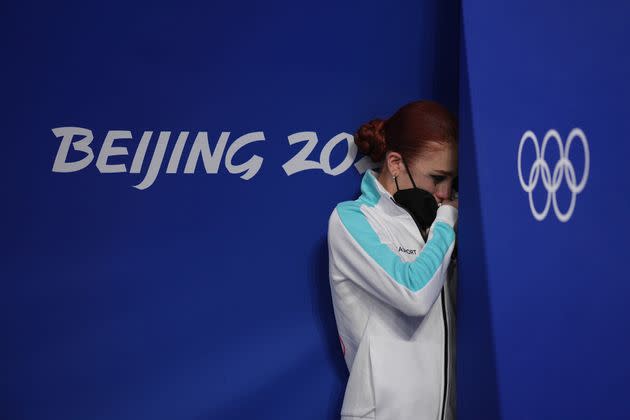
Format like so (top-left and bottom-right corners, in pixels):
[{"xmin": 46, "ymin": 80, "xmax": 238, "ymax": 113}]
[{"xmin": 414, "ymin": 142, "xmax": 457, "ymax": 169}]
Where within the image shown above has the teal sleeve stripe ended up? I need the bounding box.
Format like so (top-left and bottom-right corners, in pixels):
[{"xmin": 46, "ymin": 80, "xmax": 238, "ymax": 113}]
[{"xmin": 336, "ymin": 200, "xmax": 455, "ymax": 292}]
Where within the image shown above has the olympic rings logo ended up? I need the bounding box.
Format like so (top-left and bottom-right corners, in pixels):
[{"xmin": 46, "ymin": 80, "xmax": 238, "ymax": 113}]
[{"xmin": 517, "ymin": 128, "xmax": 589, "ymax": 222}]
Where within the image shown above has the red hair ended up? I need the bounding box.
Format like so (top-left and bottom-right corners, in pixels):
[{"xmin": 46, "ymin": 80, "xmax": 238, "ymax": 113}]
[{"xmin": 354, "ymin": 99, "xmax": 458, "ymax": 162}]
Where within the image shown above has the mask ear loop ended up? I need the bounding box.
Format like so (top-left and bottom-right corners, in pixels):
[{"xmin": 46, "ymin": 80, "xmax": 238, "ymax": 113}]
[{"xmin": 401, "ymin": 155, "xmax": 418, "ymax": 188}]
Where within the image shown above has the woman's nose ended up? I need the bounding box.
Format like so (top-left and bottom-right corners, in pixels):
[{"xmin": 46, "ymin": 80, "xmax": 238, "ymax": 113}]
[{"xmin": 434, "ymin": 184, "xmax": 451, "ymax": 203}]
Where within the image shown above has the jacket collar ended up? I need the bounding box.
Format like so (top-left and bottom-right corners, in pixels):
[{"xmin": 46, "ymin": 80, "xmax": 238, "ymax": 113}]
[{"xmin": 360, "ymin": 167, "xmax": 409, "ymax": 217}]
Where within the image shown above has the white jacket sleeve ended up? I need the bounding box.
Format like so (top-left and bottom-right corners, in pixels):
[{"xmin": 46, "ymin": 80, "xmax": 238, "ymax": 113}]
[{"xmin": 328, "ymin": 202, "xmax": 457, "ymax": 317}]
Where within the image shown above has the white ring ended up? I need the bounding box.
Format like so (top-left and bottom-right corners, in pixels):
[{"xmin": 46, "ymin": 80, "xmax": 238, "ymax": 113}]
[{"xmin": 517, "ymin": 127, "xmax": 589, "ymax": 222}]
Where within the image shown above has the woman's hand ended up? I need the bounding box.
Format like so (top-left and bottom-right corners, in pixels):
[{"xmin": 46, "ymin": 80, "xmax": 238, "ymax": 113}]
[
  {"xmin": 441, "ymin": 198, "xmax": 458, "ymax": 209},
  {"xmin": 440, "ymin": 199, "xmax": 459, "ymax": 233}
]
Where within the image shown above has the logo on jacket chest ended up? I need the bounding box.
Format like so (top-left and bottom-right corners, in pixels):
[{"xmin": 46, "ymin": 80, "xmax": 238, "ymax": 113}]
[{"xmin": 398, "ymin": 245, "xmax": 417, "ymax": 255}]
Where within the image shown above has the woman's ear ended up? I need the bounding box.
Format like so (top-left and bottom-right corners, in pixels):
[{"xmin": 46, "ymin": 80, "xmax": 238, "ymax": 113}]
[{"xmin": 385, "ymin": 151, "xmax": 402, "ymax": 177}]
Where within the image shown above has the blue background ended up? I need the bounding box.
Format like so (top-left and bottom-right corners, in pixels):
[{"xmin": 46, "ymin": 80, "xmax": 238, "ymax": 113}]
[
  {"xmin": 458, "ymin": 0, "xmax": 630, "ymax": 419},
  {"xmin": 1, "ymin": 1, "xmax": 457, "ymax": 419},
  {"xmin": 2, "ymin": 0, "xmax": 629, "ymax": 419}
]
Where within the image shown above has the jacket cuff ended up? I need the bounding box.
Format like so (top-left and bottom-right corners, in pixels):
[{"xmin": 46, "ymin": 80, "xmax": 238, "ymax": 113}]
[{"xmin": 435, "ymin": 204, "xmax": 458, "ymax": 228}]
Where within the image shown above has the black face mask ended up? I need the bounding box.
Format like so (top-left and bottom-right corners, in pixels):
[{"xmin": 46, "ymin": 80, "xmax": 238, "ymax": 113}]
[{"xmin": 392, "ymin": 156, "xmax": 438, "ymax": 233}]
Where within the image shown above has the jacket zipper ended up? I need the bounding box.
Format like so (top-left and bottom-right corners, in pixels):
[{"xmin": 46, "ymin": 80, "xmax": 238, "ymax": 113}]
[{"xmin": 440, "ymin": 287, "xmax": 448, "ymax": 420}]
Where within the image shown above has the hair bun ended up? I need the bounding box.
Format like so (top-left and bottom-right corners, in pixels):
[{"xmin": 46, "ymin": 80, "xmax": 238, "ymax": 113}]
[{"xmin": 355, "ymin": 118, "xmax": 388, "ymax": 162}]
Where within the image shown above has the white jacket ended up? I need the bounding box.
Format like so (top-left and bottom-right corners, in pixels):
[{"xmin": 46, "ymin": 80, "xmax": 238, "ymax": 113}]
[{"xmin": 327, "ymin": 167, "xmax": 458, "ymax": 420}]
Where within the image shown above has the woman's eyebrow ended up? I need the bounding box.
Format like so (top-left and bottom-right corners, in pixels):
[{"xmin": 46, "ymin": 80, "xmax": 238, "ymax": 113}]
[{"xmin": 432, "ymin": 169, "xmax": 454, "ymax": 176}]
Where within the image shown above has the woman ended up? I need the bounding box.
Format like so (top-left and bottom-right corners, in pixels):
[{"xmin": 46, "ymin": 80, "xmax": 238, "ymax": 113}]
[{"xmin": 327, "ymin": 100, "xmax": 458, "ymax": 420}]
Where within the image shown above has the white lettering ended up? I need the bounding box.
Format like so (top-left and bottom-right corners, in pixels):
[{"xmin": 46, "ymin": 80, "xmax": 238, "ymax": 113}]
[
  {"xmin": 184, "ymin": 131, "xmax": 229, "ymax": 174},
  {"xmin": 96, "ymin": 130, "xmax": 131, "ymax": 173},
  {"xmin": 225, "ymin": 131, "xmax": 265, "ymax": 180},
  {"xmin": 51, "ymin": 127, "xmax": 94, "ymax": 172}
]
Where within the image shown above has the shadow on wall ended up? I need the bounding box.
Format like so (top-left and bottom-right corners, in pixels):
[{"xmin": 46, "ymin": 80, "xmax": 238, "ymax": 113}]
[
  {"xmin": 312, "ymin": 233, "xmax": 351, "ymax": 419},
  {"xmin": 430, "ymin": 0, "xmax": 460, "ymax": 113},
  {"xmin": 457, "ymin": 5, "xmax": 502, "ymax": 419}
]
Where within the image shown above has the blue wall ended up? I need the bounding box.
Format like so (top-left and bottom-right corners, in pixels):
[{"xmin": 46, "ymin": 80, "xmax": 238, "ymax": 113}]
[
  {"xmin": 458, "ymin": 0, "xmax": 630, "ymax": 419},
  {"xmin": 0, "ymin": 1, "xmax": 459, "ymax": 419}
]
